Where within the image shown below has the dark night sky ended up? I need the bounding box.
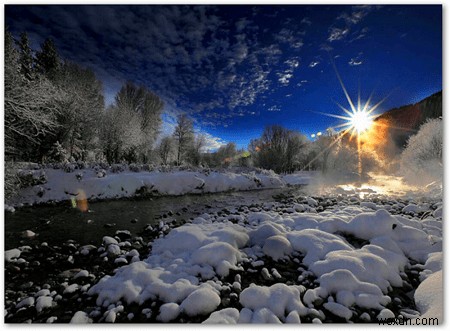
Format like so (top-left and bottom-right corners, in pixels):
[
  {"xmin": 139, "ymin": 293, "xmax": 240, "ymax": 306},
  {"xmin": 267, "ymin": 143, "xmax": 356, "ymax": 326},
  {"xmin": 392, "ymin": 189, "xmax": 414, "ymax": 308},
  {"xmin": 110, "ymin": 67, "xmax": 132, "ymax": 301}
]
[{"xmin": 5, "ymin": 5, "xmax": 442, "ymax": 149}]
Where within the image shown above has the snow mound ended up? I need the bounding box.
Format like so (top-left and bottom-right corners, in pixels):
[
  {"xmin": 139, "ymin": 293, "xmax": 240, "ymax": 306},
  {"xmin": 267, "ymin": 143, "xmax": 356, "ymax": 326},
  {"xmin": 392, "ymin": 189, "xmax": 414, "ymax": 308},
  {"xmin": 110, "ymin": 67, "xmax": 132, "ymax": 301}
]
[
  {"xmin": 203, "ymin": 308, "xmax": 240, "ymax": 324},
  {"xmin": 342, "ymin": 209, "xmax": 397, "ymax": 240},
  {"xmin": 323, "ymin": 302, "xmax": 353, "ymax": 320},
  {"xmin": 88, "ymin": 221, "xmax": 247, "ymax": 307},
  {"xmin": 287, "ymin": 229, "xmax": 353, "ymax": 266},
  {"xmin": 70, "ymin": 311, "xmax": 92, "ymax": 323},
  {"xmin": 414, "ymin": 270, "xmax": 442, "ymax": 322},
  {"xmin": 311, "ymin": 245, "xmax": 407, "ymax": 292},
  {"xmin": 191, "ymin": 242, "xmax": 243, "ymax": 277},
  {"xmin": 239, "ymin": 283, "xmax": 309, "ymax": 320},
  {"xmin": 236, "ymin": 307, "xmax": 281, "ymax": 323},
  {"xmin": 157, "ymin": 303, "xmax": 180, "ymax": 322},
  {"xmin": 263, "ymin": 235, "xmax": 293, "ymax": 261},
  {"xmin": 180, "ymin": 287, "xmax": 221, "ymax": 317},
  {"xmin": 304, "ymin": 269, "xmax": 391, "ymax": 310}
]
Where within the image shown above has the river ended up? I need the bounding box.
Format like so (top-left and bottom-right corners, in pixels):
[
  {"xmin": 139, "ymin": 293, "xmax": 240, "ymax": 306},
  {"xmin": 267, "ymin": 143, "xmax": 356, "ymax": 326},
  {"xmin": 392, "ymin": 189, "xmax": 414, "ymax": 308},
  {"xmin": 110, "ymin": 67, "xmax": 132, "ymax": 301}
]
[{"xmin": 5, "ymin": 187, "xmax": 304, "ymax": 250}]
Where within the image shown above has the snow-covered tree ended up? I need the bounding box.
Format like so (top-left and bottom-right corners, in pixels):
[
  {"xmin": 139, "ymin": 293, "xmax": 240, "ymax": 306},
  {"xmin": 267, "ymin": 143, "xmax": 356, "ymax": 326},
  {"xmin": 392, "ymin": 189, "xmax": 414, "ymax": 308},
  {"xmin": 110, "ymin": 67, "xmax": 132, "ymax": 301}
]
[
  {"xmin": 101, "ymin": 105, "xmax": 144, "ymax": 163},
  {"xmin": 173, "ymin": 114, "xmax": 195, "ymax": 166},
  {"xmin": 48, "ymin": 61, "xmax": 104, "ymax": 160},
  {"xmin": 115, "ymin": 82, "xmax": 163, "ymax": 162},
  {"xmin": 158, "ymin": 136, "xmax": 175, "ymax": 165},
  {"xmin": 187, "ymin": 134, "xmax": 206, "ymax": 166},
  {"xmin": 4, "ymin": 30, "xmax": 61, "ymax": 161},
  {"xmin": 400, "ymin": 118, "xmax": 442, "ymax": 184},
  {"xmin": 250, "ymin": 125, "xmax": 309, "ymax": 173}
]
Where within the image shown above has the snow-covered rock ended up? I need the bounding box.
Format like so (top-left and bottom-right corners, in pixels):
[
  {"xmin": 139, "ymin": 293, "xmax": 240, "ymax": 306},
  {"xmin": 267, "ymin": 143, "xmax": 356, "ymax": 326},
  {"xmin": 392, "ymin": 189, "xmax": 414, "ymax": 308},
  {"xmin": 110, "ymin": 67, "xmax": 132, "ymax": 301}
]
[
  {"xmin": 16, "ymin": 297, "xmax": 35, "ymax": 309},
  {"xmin": 5, "ymin": 248, "xmax": 21, "ymax": 262},
  {"xmin": 203, "ymin": 308, "xmax": 240, "ymax": 324},
  {"xmin": 180, "ymin": 287, "xmax": 221, "ymax": 317},
  {"xmin": 304, "ymin": 269, "xmax": 391, "ymax": 310},
  {"xmin": 239, "ymin": 284, "xmax": 309, "ymax": 319},
  {"xmin": 157, "ymin": 303, "xmax": 180, "ymax": 322},
  {"xmin": 73, "ymin": 270, "xmax": 89, "ymax": 279},
  {"xmin": 263, "ymin": 235, "xmax": 293, "ymax": 261},
  {"xmin": 414, "ymin": 270, "xmax": 442, "ymax": 322},
  {"xmin": 323, "ymin": 302, "xmax": 353, "ymax": 320},
  {"xmin": 70, "ymin": 311, "xmax": 92, "ymax": 323},
  {"xmin": 287, "ymin": 229, "xmax": 353, "ymax": 266},
  {"xmin": 36, "ymin": 296, "xmax": 53, "ymax": 313},
  {"xmin": 377, "ymin": 308, "xmax": 395, "ymax": 320}
]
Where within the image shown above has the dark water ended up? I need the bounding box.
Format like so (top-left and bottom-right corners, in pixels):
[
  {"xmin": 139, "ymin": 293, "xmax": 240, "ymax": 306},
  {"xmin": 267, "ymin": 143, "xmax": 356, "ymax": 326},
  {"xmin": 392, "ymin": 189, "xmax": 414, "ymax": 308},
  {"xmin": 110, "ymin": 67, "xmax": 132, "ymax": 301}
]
[{"xmin": 5, "ymin": 188, "xmax": 301, "ymax": 250}]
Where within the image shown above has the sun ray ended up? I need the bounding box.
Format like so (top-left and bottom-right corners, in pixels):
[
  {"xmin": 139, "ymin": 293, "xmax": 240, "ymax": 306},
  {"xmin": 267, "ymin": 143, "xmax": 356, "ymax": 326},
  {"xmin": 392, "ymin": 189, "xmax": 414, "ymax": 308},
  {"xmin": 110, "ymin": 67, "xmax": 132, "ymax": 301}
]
[
  {"xmin": 315, "ymin": 111, "xmax": 353, "ymax": 121},
  {"xmin": 357, "ymin": 84, "xmax": 361, "ymax": 113},
  {"xmin": 331, "ymin": 122, "xmax": 354, "ymax": 130},
  {"xmin": 331, "ymin": 60, "xmax": 357, "ymax": 113},
  {"xmin": 333, "ymin": 100, "xmax": 354, "ymax": 117},
  {"xmin": 302, "ymin": 127, "xmax": 352, "ymax": 171}
]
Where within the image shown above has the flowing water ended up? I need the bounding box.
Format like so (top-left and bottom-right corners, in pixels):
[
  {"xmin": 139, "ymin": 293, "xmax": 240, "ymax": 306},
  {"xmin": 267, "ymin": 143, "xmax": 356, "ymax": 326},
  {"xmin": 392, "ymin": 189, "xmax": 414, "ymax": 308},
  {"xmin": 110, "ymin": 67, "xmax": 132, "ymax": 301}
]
[{"xmin": 5, "ymin": 187, "xmax": 304, "ymax": 250}]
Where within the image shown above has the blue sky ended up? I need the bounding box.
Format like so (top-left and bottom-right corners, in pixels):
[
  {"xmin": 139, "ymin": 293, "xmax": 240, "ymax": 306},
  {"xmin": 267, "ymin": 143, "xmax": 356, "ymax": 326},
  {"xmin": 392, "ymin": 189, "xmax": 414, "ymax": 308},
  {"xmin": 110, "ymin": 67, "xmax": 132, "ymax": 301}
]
[{"xmin": 5, "ymin": 5, "xmax": 442, "ymax": 150}]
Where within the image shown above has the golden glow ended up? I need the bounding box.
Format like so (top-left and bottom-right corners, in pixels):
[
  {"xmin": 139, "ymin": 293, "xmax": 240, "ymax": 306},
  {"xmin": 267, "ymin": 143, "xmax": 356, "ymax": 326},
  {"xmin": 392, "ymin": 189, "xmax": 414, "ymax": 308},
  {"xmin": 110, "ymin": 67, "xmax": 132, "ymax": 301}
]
[{"xmin": 350, "ymin": 110, "xmax": 373, "ymax": 133}]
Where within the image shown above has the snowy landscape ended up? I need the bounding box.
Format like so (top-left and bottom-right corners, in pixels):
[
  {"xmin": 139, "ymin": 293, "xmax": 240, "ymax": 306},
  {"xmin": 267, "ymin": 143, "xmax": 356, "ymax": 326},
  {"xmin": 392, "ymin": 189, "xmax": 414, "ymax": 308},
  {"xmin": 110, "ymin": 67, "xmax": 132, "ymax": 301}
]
[
  {"xmin": 4, "ymin": 4, "xmax": 443, "ymax": 325},
  {"xmin": 4, "ymin": 166, "xmax": 443, "ymax": 324}
]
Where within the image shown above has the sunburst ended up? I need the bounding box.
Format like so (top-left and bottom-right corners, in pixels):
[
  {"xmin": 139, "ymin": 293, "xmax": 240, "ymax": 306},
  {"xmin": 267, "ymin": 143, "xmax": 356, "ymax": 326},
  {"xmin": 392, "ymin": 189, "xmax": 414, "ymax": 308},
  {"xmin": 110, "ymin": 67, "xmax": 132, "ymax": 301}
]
[{"xmin": 302, "ymin": 61, "xmax": 389, "ymax": 179}]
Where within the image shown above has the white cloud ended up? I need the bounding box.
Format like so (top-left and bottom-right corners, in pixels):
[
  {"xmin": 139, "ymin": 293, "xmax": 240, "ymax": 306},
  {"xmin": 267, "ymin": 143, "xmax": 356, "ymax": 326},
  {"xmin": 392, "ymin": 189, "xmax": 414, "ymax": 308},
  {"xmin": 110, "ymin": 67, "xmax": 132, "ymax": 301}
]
[
  {"xmin": 326, "ymin": 6, "xmax": 376, "ymax": 44},
  {"xmin": 309, "ymin": 61, "xmax": 320, "ymax": 68},
  {"xmin": 349, "ymin": 58, "xmax": 363, "ymax": 66},
  {"xmin": 278, "ymin": 73, "xmax": 293, "ymax": 85},
  {"xmin": 200, "ymin": 133, "xmax": 227, "ymax": 152},
  {"xmin": 301, "ymin": 17, "xmax": 312, "ymax": 25},
  {"xmin": 327, "ymin": 27, "xmax": 349, "ymax": 42},
  {"xmin": 267, "ymin": 105, "xmax": 281, "ymax": 112},
  {"xmin": 274, "ymin": 28, "xmax": 304, "ymax": 49},
  {"xmin": 277, "ymin": 58, "xmax": 299, "ymax": 86}
]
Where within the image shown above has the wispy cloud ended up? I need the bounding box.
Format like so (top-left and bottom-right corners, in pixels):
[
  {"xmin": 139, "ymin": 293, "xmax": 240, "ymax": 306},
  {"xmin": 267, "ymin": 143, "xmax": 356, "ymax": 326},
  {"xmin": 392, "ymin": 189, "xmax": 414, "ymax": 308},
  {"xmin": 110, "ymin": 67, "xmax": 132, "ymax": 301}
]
[
  {"xmin": 267, "ymin": 105, "xmax": 281, "ymax": 112},
  {"xmin": 348, "ymin": 53, "xmax": 364, "ymax": 66},
  {"xmin": 327, "ymin": 27, "xmax": 349, "ymax": 42},
  {"xmin": 327, "ymin": 5, "xmax": 376, "ymax": 43},
  {"xmin": 274, "ymin": 28, "xmax": 304, "ymax": 48},
  {"xmin": 301, "ymin": 17, "xmax": 312, "ymax": 25},
  {"xmin": 277, "ymin": 58, "xmax": 299, "ymax": 86}
]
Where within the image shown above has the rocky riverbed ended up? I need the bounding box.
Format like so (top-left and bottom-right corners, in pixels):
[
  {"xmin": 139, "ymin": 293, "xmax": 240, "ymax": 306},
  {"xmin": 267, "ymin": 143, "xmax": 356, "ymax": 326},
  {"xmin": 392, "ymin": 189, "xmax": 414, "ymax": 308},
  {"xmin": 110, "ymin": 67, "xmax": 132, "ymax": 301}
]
[{"xmin": 4, "ymin": 188, "xmax": 442, "ymax": 323}]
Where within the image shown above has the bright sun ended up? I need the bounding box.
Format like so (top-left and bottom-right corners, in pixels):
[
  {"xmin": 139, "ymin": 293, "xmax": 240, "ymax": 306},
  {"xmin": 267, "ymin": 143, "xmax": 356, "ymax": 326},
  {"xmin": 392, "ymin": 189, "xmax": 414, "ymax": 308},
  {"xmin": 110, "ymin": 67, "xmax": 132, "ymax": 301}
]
[{"xmin": 350, "ymin": 109, "xmax": 373, "ymax": 133}]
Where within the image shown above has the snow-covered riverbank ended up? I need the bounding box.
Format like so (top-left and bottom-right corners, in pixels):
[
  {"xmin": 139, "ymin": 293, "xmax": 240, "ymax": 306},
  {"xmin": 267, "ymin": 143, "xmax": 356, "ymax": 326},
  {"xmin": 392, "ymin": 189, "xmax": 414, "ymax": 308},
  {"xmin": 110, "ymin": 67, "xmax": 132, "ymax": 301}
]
[
  {"xmin": 6, "ymin": 167, "xmax": 314, "ymax": 209},
  {"xmin": 5, "ymin": 189, "xmax": 442, "ymax": 323},
  {"xmin": 87, "ymin": 196, "xmax": 442, "ymax": 323}
]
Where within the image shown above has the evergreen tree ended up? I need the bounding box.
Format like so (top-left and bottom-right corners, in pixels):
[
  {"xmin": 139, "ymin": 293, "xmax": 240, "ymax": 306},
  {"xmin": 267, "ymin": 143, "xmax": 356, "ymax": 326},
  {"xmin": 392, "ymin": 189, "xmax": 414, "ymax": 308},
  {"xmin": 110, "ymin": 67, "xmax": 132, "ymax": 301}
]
[
  {"xmin": 5, "ymin": 29, "xmax": 19, "ymax": 71},
  {"xmin": 16, "ymin": 32, "xmax": 34, "ymax": 80},
  {"xmin": 5, "ymin": 31, "xmax": 61, "ymax": 161},
  {"xmin": 35, "ymin": 38, "xmax": 60, "ymax": 79}
]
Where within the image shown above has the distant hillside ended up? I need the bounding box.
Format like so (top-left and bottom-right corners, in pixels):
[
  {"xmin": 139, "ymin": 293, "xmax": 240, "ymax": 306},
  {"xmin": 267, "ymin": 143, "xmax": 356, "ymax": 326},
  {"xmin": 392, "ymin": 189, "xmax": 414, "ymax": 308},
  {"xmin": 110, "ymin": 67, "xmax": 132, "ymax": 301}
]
[{"xmin": 374, "ymin": 90, "xmax": 442, "ymax": 150}]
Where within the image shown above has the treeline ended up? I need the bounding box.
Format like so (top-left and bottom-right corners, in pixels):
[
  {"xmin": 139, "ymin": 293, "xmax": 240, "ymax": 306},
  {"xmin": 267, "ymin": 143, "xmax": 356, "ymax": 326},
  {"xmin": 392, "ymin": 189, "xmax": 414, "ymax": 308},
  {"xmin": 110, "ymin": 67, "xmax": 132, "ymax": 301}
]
[
  {"xmin": 9, "ymin": 30, "xmax": 434, "ymax": 180},
  {"xmin": 5, "ymin": 30, "xmax": 166, "ymax": 165},
  {"xmin": 4, "ymin": 30, "xmax": 241, "ymax": 169}
]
